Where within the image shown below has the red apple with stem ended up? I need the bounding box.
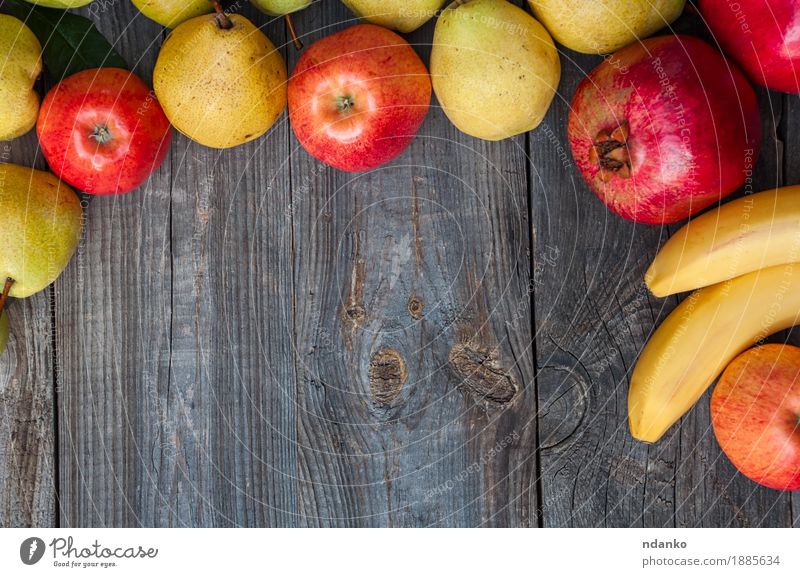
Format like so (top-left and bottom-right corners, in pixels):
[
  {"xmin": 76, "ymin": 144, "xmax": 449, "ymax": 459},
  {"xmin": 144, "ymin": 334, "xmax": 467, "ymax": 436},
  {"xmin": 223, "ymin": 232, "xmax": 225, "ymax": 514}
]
[
  {"xmin": 699, "ymin": 0, "xmax": 800, "ymax": 93},
  {"xmin": 568, "ymin": 35, "xmax": 761, "ymax": 224},
  {"xmin": 37, "ymin": 68, "xmax": 172, "ymax": 195},
  {"xmin": 288, "ymin": 24, "xmax": 431, "ymax": 172},
  {"xmin": 711, "ymin": 344, "xmax": 800, "ymax": 491}
]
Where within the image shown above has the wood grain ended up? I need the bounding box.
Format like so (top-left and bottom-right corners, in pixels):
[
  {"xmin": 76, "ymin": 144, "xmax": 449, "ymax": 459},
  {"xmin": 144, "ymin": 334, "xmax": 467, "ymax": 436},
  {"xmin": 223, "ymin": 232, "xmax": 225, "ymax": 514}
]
[
  {"xmin": 55, "ymin": 3, "xmax": 299, "ymax": 527},
  {"xmin": 531, "ymin": 13, "xmax": 796, "ymax": 528},
  {"xmin": 0, "ymin": 0, "xmax": 797, "ymax": 528},
  {"xmin": 288, "ymin": 3, "xmax": 539, "ymax": 527},
  {"xmin": 0, "ymin": 130, "xmax": 56, "ymax": 527}
]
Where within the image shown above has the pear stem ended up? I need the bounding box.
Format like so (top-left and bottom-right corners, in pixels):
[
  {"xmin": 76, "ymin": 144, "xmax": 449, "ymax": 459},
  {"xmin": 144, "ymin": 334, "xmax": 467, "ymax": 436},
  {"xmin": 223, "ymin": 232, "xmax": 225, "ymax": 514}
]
[
  {"xmin": 285, "ymin": 14, "xmax": 303, "ymax": 50},
  {"xmin": 0, "ymin": 277, "xmax": 14, "ymax": 318},
  {"xmin": 211, "ymin": 1, "xmax": 233, "ymax": 30}
]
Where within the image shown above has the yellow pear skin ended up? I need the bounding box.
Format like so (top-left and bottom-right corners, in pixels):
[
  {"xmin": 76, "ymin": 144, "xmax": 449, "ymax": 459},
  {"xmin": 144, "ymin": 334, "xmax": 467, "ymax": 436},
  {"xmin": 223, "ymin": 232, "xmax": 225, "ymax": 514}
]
[
  {"xmin": 0, "ymin": 311, "xmax": 7, "ymax": 356},
  {"xmin": 132, "ymin": 0, "xmax": 213, "ymax": 29},
  {"xmin": 0, "ymin": 15, "xmax": 42, "ymax": 141},
  {"xmin": 341, "ymin": 0, "xmax": 447, "ymax": 33},
  {"xmin": 0, "ymin": 164, "xmax": 83, "ymax": 298},
  {"xmin": 431, "ymin": 0, "xmax": 560, "ymax": 141},
  {"xmin": 154, "ymin": 14, "xmax": 288, "ymax": 149},
  {"xmin": 528, "ymin": 0, "xmax": 686, "ymax": 54},
  {"xmin": 251, "ymin": 0, "xmax": 311, "ymax": 16},
  {"xmin": 24, "ymin": 0, "xmax": 94, "ymax": 7}
]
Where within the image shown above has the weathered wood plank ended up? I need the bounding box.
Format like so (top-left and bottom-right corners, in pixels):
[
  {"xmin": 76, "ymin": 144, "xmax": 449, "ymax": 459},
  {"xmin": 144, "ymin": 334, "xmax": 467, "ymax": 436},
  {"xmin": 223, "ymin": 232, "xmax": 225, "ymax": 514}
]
[
  {"xmin": 147, "ymin": 5, "xmax": 297, "ymax": 526},
  {"xmin": 531, "ymin": 11, "xmax": 794, "ymax": 527},
  {"xmin": 671, "ymin": 15, "xmax": 793, "ymax": 527},
  {"xmin": 57, "ymin": 3, "xmax": 298, "ymax": 526},
  {"xmin": 530, "ymin": 45, "xmax": 679, "ymax": 528},
  {"xmin": 778, "ymin": 92, "xmax": 800, "ymax": 528},
  {"xmin": 0, "ymin": 129, "xmax": 56, "ymax": 527},
  {"xmin": 288, "ymin": 4, "xmax": 538, "ymax": 527},
  {"xmin": 674, "ymin": 85, "xmax": 792, "ymax": 529},
  {"xmin": 55, "ymin": 5, "xmax": 174, "ymax": 526}
]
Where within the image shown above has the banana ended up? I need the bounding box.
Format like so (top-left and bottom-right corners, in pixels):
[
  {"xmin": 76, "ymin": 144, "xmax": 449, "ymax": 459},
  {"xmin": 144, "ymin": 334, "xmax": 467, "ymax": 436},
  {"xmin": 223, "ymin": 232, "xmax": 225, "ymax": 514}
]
[
  {"xmin": 629, "ymin": 263, "xmax": 800, "ymax": 442},
  {"xmin": 645, "ymin": 186, "xmax": 800, "ymax": 297}
]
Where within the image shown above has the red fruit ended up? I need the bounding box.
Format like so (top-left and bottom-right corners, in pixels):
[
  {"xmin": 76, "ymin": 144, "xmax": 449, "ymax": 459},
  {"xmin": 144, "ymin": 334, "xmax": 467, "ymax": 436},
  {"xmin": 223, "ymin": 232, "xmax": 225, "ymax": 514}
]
[
  {"xmin": 288, "ymin": 24, "xmax": 431, "ymax": 172},
  {"xmin": 37, "ymin": 68, "xmax": 172, "ymax": 195},
  {"xmin": 711, "ymin": 345, "xmax": 800, "ymax": 491},
  {"xmin": 568, "ymin": 35, "xmax": 761, "ymax": 224},
  {"xmin": 699, "ymin": 0, "xmax": 800, "ymax": 93}
]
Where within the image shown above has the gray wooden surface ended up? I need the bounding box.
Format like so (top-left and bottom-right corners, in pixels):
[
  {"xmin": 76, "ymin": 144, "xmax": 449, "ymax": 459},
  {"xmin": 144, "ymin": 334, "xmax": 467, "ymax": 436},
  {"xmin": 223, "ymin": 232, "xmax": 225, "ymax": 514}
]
[{"xmin": 0, "ymin": 0, "xmax": 798, "ymax": 527}]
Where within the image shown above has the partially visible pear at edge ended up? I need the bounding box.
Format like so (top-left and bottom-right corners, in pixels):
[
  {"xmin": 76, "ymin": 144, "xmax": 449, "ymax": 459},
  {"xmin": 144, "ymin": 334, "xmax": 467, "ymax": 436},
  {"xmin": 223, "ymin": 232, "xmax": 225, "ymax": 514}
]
[
  {"xmin": 251, "ymin": 0, "xmax": 311, "ymax": 16},
  {"xmin": 431, "ymin": 0, "xmax": 561, "ymax": 141},
  {"xmin": 0, "ymin": 164, "xmax": 83, "ymax": 298},
  {"xmin": 0, "ymin": 15, "xmax": 42, "ymax": 141},
  {"xmin": 132, "ymin": 0, "xmax": 213, "ymax": 29},
  {"xmin": 154, "ymin": 13, "xmax": 288, "ymax": 149},
  {"xmin": 0, "ymin": 312, "xmax": 8, "ymax": 357},
  {"xmin": 24, "ymin": 0, "xmax": 94, "ymax": 7},
  {"xmin": 341, "ymin": 0, "xmax": 447, "ymax": 33},
  {"xmin": 528, "ymin": 0, "xmax": 686, "ymax": 54}
]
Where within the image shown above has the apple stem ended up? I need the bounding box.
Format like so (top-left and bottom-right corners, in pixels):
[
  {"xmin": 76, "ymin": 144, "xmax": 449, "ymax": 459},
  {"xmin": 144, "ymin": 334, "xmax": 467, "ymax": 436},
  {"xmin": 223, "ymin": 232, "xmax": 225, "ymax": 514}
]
[
  {"xmin": 211, "ymin": 1, "xmax": 233, "ymax": 30},
  {"xmin": 285, "ymin": 14, "xmax": 303, "ymax": 50},
  {"xmin": 0, "ymin": 277, "xmax": 14, "ymax": 318}
]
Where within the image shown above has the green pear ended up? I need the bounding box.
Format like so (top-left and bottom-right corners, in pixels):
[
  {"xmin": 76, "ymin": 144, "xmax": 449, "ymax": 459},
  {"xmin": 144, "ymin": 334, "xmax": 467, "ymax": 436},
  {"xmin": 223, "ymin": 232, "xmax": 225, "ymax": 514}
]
[
  {"xmin": 0, "ymin": 164, "xmax": 83, "ymax": 299},
  {"xmin": 528, "ymin": 0, "xmax": 686, "ymax": 54},
  {"xmin": 0, "ymin": 15, "xmax": 42, "ymax": 141},
  {"xmin": 131, "ymin": 0, "xmax": 213, "ymax": 29},
  {"xmin": 341, "ymin": 0, "xmax": 447, "ymax": 33},
  {"xmin": 24, "ymin": 0, "xmax": 94, "ymax": 7},
  {"xmin": 431, "ymin": 0, "xmax": 560, "ymax": 141},
  {"xmin": 0, "ymin": 312, "xmax": 8, "ymax": 356},
  {"xmin": 251, "ymin": 0, "xmax": 311, "ymax": 16}
]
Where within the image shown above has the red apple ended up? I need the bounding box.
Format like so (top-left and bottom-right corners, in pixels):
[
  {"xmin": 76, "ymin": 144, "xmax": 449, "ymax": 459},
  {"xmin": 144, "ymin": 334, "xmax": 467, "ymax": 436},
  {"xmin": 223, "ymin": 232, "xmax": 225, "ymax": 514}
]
[
  {"xmin": 568, "ymin": 35, "xmax": 761, "ymax": 224},
  {"xmin": 37, "ymin": 68, "xmax": 172, "ymax": 195},
  {"xmin": 288, "ymin": 24, "xmax": 431, "ymax": 172},
  {"xmin": 711, "ymin": 344, "xmax": 800, "ymax": 491},
  {"xmin": 699, "ymin": 0, "xmax": 800, "ymax": 93}
]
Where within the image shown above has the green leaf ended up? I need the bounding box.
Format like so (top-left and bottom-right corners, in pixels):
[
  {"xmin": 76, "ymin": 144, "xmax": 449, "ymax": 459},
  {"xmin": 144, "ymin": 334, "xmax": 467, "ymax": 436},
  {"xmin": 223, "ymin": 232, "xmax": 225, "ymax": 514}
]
[{"xmin": 3, "ymin": 0, "xmax": 127, "ymax": 80}]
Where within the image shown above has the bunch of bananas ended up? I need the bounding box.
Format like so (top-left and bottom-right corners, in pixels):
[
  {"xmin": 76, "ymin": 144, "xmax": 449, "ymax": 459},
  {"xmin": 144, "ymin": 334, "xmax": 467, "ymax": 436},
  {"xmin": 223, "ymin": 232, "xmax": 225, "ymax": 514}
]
[{"xmin": 628, "ymin": 186, "xmax": 800, "ymax": 442}]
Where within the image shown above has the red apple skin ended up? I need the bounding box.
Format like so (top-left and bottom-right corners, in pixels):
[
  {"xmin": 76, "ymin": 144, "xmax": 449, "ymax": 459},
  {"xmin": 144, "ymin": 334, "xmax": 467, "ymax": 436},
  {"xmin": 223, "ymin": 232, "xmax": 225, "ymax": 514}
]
[
  {"xmin": 288, "ymin": 24, "xmax": 431, "ymax": 172},
  {"xmin": 699, "ymin": 0, "xmax": 800, "ymax": 93},
  {"xmin": 37, "ymin": 68, "xmax": 172, "ymax": 195},
  {"xmin": 711, "ymin": 344, "xmax": 800, "ymax": 491},
  {"xmin": 568, "ymin": 35, "xmax": 761, "ymax": 225}
]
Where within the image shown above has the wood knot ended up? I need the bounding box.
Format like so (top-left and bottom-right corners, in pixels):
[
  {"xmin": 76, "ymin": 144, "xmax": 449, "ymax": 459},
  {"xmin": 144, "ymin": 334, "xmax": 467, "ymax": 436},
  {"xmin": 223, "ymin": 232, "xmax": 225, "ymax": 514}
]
[
  {"xmin": 448, "ymin": 343, "xmax": 518, "ymax": 405},
  {"xmin": 407, "ymin": 295, "xmax": 424, "ymax": 319},
  {"xmin": 344, "ymin": 304, "xmax": 366, "ymax": 322},
  {"xmin": 368, "ymin": 348, "xmax": 407, "ymax": 405}
]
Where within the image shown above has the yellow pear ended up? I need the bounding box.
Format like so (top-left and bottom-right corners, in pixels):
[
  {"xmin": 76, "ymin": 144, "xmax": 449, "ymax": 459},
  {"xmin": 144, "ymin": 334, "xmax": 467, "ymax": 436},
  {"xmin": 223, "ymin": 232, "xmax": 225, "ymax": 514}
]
[
  {"xmin": 25, "ymin": 0, "xmax": 94, "ymax": 6},
  {"xmin": 132, "ymin": 0, "xmax": 213, "ymax": 28},
  {"xmin": 431, "ymin": 0, "xmax": 560, "ymax": 141},
  {"xmin": 528, "ymin": 0, "xmax": 686, "ymax": 54},
  {"xmin": 0, "ymin": 15, "xmax": 42, "ymax": 141},
  {"xmin": 0, "ymin": 311, "xmax": 7, "ymax": 356},
  {"xmin": 0, "ymin": 164, "xmax": 83, "ymax": 299},
  {"xmin": 341, "ymin": 0, "xmax": 447, "ymax": 33},
  {"xmin": 153, "ymin": 13, "xmax": 288, "ymax": 149},
  {"xmin": 251, "ymin": 0, "xmax": 311, "ymax": 15}
]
